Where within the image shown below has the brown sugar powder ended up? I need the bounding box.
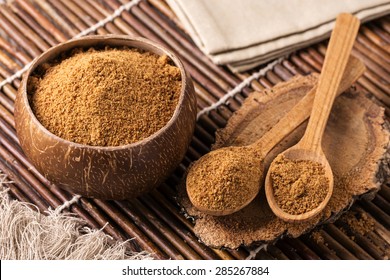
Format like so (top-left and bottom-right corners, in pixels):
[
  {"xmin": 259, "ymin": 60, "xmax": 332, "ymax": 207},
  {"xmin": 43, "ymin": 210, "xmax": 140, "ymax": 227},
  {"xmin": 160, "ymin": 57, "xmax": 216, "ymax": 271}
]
[
  {"xmin": 340, "ymin": 211, "xmax": 375, "ymax": 236},
  {"xmin": 29, "ymin": 47, "xmax": 181, "ymax": 146},
  {"xmin": 269, "ymin": 154, "xmax": 329, "ymax": 215},
  {"xmin": 186, "ymin": 147, "xmax": 262, "ymax": 212}
]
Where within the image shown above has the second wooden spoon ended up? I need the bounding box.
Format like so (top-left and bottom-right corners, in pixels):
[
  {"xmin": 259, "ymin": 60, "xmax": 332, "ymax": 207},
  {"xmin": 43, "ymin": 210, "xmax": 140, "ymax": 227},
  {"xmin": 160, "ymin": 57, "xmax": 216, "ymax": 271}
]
[{"xmin": 265, "ymin": 13, "xmax": 360, "ymax": 222}]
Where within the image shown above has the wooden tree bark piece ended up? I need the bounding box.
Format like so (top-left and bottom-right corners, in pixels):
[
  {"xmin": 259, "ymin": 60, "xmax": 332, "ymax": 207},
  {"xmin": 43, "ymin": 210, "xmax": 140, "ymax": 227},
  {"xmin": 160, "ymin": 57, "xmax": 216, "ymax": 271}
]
[{"xmin": 178, "ymin": 74, "xmax": 390, "ymax": 249}]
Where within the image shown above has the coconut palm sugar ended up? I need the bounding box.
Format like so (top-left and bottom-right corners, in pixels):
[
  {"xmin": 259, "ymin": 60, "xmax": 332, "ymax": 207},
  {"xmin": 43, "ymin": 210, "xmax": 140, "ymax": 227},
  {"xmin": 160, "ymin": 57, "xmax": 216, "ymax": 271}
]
[
  {"xmin": 269, "ymin": 154, "xmax": 329, "ymax": 215},
  {"xmin": 186, "ymin": 147, "xmax": 262, "ymax": 212},
  {"xmin": 340, "ymin": 211, "xmax": 375, "ymax": 236},
  {"xmin": 29, "ymin": 47, "xmax": 181, "ymax": 146}
]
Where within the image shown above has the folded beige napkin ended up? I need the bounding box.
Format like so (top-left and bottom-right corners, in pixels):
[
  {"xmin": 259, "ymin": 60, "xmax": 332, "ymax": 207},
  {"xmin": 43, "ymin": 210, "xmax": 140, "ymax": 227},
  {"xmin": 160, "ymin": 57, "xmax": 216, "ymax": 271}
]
[{"xmin": 167, "ymin": 0, "xmax": 390, "ymax": 72}]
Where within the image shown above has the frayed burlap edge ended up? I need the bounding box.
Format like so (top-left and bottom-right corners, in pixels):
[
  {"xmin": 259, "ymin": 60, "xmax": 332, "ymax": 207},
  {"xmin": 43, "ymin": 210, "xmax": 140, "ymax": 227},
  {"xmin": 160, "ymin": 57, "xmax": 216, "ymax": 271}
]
[{"xmin": 0, "ymin": 175, "xmax": 152, "ymax": 260}]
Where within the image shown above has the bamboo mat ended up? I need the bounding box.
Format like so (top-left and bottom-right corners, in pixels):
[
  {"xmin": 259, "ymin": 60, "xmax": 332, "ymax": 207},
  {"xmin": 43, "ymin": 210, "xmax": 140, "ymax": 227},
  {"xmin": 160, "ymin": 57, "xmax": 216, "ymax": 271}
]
[{"xmin": 0, "ymin": 0, "xmax": 389, "ymax": 260}]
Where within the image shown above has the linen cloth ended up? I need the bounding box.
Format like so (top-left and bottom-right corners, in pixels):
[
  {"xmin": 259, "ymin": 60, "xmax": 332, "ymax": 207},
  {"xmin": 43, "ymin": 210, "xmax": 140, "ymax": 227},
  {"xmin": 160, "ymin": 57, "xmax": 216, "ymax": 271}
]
[{"xmin": 167, "ymin": 0, "xmax": 390, "ymax": 72}]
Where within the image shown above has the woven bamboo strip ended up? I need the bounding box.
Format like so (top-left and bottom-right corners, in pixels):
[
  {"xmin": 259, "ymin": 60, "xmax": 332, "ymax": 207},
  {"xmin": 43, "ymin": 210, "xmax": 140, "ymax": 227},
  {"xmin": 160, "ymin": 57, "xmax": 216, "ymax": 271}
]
[
  {"xmin": 363, "ymin": 70, "xmax": 390, "ymax": 97},
  {"xmin": 193, "ymin": 124, "xmax": 215, "ymax": 147},
  {"xmin": 147, "ymin": 0, "xmax": 266, "ymax": 100},
  {"xmin": 115, "ymin": 199, "xmax": 190, "ymax": 260},
  {"xmin": 0, "ymin": 10, "xmax": 41, "ymax": 57},
  {"xmin": 365, "ymin": 231, "xmax": 390, "ymax": 255},
  {"xmin": 373, "ymin": 194, "xmax": 390, "ymax": 214},
  {"xmin": 61, "ymin": 1, "xmax": 108, "ymax": 35},
  {"xmin": 140, "ymin": 0, "xmax": 292, "ymax": 117},
  {"xmin": 48, "ymin": 186, "xmax": 102, "ymax": 229},
  {"xmin": 195, "ymin": 59, "xmax": 283, "ymax": 119},
  {"xmin": 226, "ymin": 248, "xmax": 252, "ymax": 260},
  {"xmin": 149, "ymin": 190, "xmax": 234, "ymax": 260},
  {"xmin": 371, "ymin": 21, "xmax": 390, "ymax": 43},
  {"xmin": 0, "ymin": 81, "xmax": 16, "ymax": 102},
  {"xmin": 357, "ymin": 32, "xmax": 390, "ymax": 59},
  {"xmin": 153, "ymin": 185, "xmax": 244, "ymax": 260},
  {"xmin": 289, "ymin": 54, "xmax": 316, "ymax": 74},
  {"xmin": 284, "ymin": 238, "xmax": 321, "ymax": 260},
  {"xmin": 189, "ymin": 136, "xmax": 210, "ymax": 155},
  {"xmin": 324, "ymin": 224, "xmax": 373, "ymax": 259},
  {"xmin": 379, "ymin": 184, "xmax": 390, "ymax": 202},
  {"xmin": 115, "ymin": 201, "xmax": 183, "ymax": 259},
  {"xmin": 0, "ymin": 105, "xmax": 16, "ymax": 131},
  {"xmin": 89, "ymin": 0, "xmax": 139, "ymax": 36},
  {"xmin": 0, "ymin": 65, "xmax": 12, "ymax": 80},
  {"xmin": 282, "ymin": 59, "xmax": 305, "ymax": 76},
  {"xmin": 0, "ymin": 133, "xmax": 62, "ymax": 209},
  {"xmin": 198, "ymin": 112, "xmax": 226, "ymax": 132},
  {"xmin": 8, "ymin": 2, "xmax": 59, "ymax": 47},
  {"xmin": 0, "ymin": 117, "xmax": 20, "ymax": 145},
  {"xmin": 147, "ymin": 0, "xmax": 184, "ymax": 31},
  {"xmin": 205, "ymin": 109, "xmax": 230, "ymax": 128},
  {"xmin": 0, "ymin": 5, "xmax": 51, "ymax": 51},
  {"xmin": 307, "ymin": 34, "xmax": 390, "ymax": 108},
  {"xmin": 273, "ymin": 64, "xmax": 294, "ymax": 81},
  {"xmin": 275, "ymin": 241, "xmax": 303, "ymax": 259},
  {"xmin": 0, "ymin": 157, "xmax": 49, "ymax": 211},
  {"xmin": 93, "ymin": 199, "xmax": 170, "ymax": 259},
  {"xmin": 0, "ymin": 35, "xmax": 30, "ymax": 64},
  {"xmin": 265, "ymin": 70, "xmax": 284, "ymax": 85},
  {"xmin": 0, "ymin": 50, "xmax": 21, "ymax": 72},
  {"xmin": 79, "ymin": 198, "xmax": 144, "ymax": 253},
  {"xmin": 360, "ymin": 25, "xmax": 390, "ymax": 50},
  {"xmin": 252, "ymin": 249, "xmax": 276, "ymax": 260},
  {"xmin": 133, "ymin": 199, "xmax": 202, "ymax": 260},
  {"xmin": 75, "ymin": 0, "xmax": 123, "ymax": 35},
  {"xmin": 317, "ymin": 230, "xmax": 357, "ymax": 259},
  {"xmin": 48, "ymin": 0, "xmax": 89, "ymax": 32},
  {"xmin": 139, "ymin": 195, "xmax": 218, "ymax": 260},
  {"xmin": 301, "ymin": 234, "xmax": 340, "ymax": 260},
  {"xmin": 34, "ymin": 0, "xmax": 79, "ymax": 37},
  {"xmin": 354, "ymin": 205, "xmax": 390, "ymax": 244},
  {"xmin": 358, "ymin": 76, "xmax": 390, "ymax": 110},
  {"xmin": 91, "ymin": 0, "xmax": 138, "ymax": 36},
  {"xmin": 352, "ymin": 49, "xmax": 390, "ymax": 81},
  {"xmin": 15, "ymin": 0, "xmax": 69, "ymax": 41},
  {"xmin": 6, "ymin": 181, "xmax": 32, "ymax": 203},
  {"xmin": 235, "ymin": 73, "xmax": 266, "ymax": 92},
  {"xmin": 353, "ymin": 233, "xmax": 387, "ymax": 259},
  {"xmin": 355, "ymin": 38, "xmax": 390, "ymax": 65},
  {"xmin": 115, "ymin": 3, "xmax": 245, "ymax": 110},
  {"xmin": 0, "ymin": 91, "xmax": 14, "ymax": 113},
  {"xmin": 359, "ymin": 200, "xmax": 390, "ymax": 228},
  {"xmin": 378, "ymin": 18, "xmax": 390, "ymax": 34},
  {"xmin": 263, "ymin": 245, "xmax": 289, "ymax": 260},
  {"xmin": 307, "ymin": 47, "xmax": 325, "ymax": 65}
]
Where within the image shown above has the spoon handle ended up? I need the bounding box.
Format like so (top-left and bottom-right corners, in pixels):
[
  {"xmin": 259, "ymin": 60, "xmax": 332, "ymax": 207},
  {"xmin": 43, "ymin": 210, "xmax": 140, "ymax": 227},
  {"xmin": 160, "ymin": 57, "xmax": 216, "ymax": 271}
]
[
  {"xmin": 252, "ymin": 55, "xmax": 365, "ymax": 155},
  {"xmin": 298, "ymin": 13, "xmax": 360, "ymax": 153}
]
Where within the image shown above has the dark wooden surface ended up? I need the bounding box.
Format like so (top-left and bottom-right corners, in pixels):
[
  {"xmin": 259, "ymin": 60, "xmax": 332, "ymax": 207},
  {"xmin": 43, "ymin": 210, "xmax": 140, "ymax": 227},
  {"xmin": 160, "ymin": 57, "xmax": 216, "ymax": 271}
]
[{"xmin": 0, "ymin": 0, "xmax": 388, "ymax": 259}]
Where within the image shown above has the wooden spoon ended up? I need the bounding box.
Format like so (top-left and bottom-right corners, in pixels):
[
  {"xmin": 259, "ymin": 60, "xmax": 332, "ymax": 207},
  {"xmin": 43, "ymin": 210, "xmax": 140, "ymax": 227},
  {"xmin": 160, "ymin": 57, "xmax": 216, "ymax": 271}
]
[
  {"xmin": 264, "ymin": 13, "xmax": 360, "ymax": 222},
  {"xmin": 186, "ymin": 54, "xmax": 365, "ymax": 216}
]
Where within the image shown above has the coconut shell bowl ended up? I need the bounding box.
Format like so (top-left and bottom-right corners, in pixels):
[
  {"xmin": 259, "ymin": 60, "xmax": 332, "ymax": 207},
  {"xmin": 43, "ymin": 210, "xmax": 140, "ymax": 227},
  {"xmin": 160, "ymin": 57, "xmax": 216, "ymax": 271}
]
[{"xmin": 14, "ymin": 35, "xmax": 197, "ymax": 200}]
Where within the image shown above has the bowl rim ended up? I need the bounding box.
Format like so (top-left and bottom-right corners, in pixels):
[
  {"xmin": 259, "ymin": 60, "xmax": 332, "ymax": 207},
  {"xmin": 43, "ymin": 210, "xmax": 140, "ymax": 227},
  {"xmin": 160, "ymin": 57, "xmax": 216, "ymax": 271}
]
[{"xmin": 20, "ymin": 34, "xmax": 192, "ymax": 151}]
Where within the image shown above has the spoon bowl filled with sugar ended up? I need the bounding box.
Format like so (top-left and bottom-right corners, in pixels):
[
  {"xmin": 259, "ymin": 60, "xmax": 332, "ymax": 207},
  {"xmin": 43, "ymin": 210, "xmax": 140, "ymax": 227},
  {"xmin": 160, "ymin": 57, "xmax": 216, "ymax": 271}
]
[
  {"xmin": 265, "ymin": 13, "xmax": 360, "ymax": 222},
  {"xmin": 186, "ymin": 14, "xmax": 362, "ymax": 217}
]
